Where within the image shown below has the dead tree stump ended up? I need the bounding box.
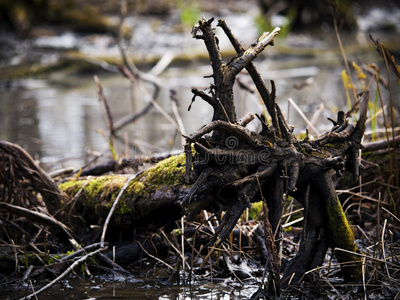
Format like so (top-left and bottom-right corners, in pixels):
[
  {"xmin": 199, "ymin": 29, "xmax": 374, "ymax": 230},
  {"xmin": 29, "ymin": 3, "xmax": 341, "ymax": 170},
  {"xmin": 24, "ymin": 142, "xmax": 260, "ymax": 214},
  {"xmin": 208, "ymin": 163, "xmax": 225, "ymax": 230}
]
[{"xmin": 183, "ymin": 17, "xmax": 366, "ymax": 292}]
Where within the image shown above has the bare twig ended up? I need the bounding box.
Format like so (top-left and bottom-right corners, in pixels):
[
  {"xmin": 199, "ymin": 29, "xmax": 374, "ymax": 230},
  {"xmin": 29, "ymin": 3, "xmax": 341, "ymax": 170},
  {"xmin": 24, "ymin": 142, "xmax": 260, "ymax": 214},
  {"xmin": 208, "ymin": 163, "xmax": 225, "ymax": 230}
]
[
  {"xmin": 218, "ymin": 19, "xmax": 281, "ymax": 134},
  {"xmin": 137, "ymin": 241, "xmax": 175, "ymax": 271},
  {"xmin": 100, "ymin": 175, "xmax": 137, "ymax": 247},
  {"xmin": 0, "ymin": 202, "xmax": 77, "ymax": 244},
  {"xmin": 119, "ymin": 65, "xmax": 182, "ymax": 134},
  {"xmin": 114, "ymin": 0, "xmax": 164, "ymax": 132},
  {"xmin": 288, "ymin": 98, "xmax": 320, "ymax": 136},
  {"xmin": 187, "ymin": 120, "xmax": 263, "ymax": 147},
  {"xmin": 262, "ymin": 193, "xmax": 280, "ymax": 296},
  {"xmin": 170, "ymin": 89, "xmax": 186, "ymax": 146},
  {"xmin": 331, "ymin": 1, "xmax": 357, "ymax": 103},
  {"xmin": 363, "ymin": 135, "xmax": 400, "ymax": 152},
  {"xmin": 237, "ymin": 112, "xmax": 256, "ymax": 127},
  {"xmin": 381, "ymin": 219, "xmax": 390, "ymax": 278},
  {"xmin": 94, "ymin": 75, "xmax": 115, "ymax": 152},
  {"xmin": 19, "ymin": 248, "xmax": 105, "ymax": 300}
]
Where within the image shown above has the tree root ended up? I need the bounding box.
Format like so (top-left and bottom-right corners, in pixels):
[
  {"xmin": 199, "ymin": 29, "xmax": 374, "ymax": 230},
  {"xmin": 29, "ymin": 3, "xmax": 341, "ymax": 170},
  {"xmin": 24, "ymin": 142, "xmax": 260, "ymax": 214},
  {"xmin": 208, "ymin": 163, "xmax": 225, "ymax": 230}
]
[{"xmin": 183, "ymin": 17, "xmax": 368, "ymax": 292}]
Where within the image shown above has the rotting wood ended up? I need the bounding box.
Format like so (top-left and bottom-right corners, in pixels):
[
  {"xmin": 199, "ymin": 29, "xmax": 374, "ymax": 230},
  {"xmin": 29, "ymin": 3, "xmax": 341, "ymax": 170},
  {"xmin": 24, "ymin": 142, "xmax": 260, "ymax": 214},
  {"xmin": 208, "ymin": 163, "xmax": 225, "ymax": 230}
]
[{"xmin": 59, "ymin": 153, "xmax": 191, "ymax": 237}]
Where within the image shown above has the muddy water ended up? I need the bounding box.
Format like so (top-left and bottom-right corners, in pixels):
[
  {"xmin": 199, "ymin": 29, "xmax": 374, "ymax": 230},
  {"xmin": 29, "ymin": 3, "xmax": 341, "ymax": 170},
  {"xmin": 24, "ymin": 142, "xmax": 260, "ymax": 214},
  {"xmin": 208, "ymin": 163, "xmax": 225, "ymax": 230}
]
[{"xmin": 6, "ymin": 277, "xmax": 260, "ymax": 300}]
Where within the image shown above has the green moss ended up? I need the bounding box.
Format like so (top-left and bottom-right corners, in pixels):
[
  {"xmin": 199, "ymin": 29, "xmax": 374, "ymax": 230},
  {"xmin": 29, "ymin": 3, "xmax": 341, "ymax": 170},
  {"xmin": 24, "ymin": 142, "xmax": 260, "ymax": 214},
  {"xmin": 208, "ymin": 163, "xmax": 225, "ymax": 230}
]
[
  {"xmin": 59, "ymin": 154, "xmax": 188, "ymax": 215},
  {"xmin": 114, "ymin": 200, "xmax": 131, "ymax": 215},
  {"xmin": 57, "ymin": 154, "xmax": 190, "ymax": 224},
  {"xmin": 327, "ymin": 196, "xmax": 356, "ymax": 249},
  {"xmin": 326, "ymin": 196, "xmax": 362, "ymax": 280},
  {"xmin": 248, "ymin": 201, "xmax": 263, "ymax": 220},
  {"xmin": 308, "ymin": 148, "xmax": 331, "ymax": 159},
  {"xmin": 323, "ymin": 142, "xmax": 346, "ymax": 150},
  {"xmin": 84, "ymin": 176, "xmax": 127, "ymax": 201},
  {"xmin": 136, "ymin": 152, "xmax": 187, "ymax": 187},
  {"xmin": 59, "ymin": 175, "xmax": 129, "ymax": 214},
  {"xmin": 127, "ymin": 180, "xmax": 147, "ymax": 197},
  {"xmin": 59, "ymin": 179, "xmax": 85, "ymax": 194},
  {"xmin": 297, "ymin": 132, "xmax": 307, "ymax": 140}
]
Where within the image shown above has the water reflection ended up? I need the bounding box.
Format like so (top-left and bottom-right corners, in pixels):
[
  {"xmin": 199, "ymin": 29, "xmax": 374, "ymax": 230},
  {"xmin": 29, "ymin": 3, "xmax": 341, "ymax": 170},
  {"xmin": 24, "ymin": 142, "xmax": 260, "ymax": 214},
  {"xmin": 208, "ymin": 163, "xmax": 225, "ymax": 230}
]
[
  {"xmin": 1, "ymin": 6, "xmax": 399, "ymax": 172},
  {"xmin": 0, "ymin": 77, "xmax": 106, "ymax": 169},
  {"xmin": 4, "ymin": 276, "xmax": 261, "ymax": 300},
  {"xmin": 0, "ymin": 69, "xmax": 217, "ymax": 171},
  {"xmin": 1, "ymin": 43, "xmax": 397, "ymax": 172}
]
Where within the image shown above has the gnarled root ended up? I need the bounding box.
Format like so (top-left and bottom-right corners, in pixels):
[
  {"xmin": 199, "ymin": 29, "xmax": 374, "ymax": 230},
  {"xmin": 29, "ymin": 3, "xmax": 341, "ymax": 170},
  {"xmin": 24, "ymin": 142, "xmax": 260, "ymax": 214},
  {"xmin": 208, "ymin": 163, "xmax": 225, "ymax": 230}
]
[{"xmin": 183, "ymin": 17, "xmax": 368, "ymax": 294}]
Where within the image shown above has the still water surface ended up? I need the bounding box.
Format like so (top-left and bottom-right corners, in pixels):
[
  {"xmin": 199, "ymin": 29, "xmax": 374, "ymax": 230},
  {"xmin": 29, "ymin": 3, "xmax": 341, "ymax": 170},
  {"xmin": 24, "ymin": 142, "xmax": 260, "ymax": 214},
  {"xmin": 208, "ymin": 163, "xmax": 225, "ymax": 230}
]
[{"xmin": 2, "ymin": 43, "xmax": 390, "ymax": 173}]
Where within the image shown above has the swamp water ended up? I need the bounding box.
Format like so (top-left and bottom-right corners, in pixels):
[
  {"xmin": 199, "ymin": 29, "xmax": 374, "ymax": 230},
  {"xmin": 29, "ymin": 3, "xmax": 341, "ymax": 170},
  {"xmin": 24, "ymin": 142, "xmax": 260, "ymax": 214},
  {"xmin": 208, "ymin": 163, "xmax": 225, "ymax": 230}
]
[
  {"xmin": 1, "ymin": 44, "xmax": 392, "ymax": 172},
  {"xmin": 5, "ymin": 274, "xmax": 262, "ymax": 299}
]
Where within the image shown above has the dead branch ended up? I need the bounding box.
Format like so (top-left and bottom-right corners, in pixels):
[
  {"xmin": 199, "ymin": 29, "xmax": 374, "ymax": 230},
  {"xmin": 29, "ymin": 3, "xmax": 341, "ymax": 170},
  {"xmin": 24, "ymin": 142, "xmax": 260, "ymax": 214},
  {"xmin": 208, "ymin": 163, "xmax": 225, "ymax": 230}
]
[
  {"xmin": 19, "ymin": 247, "xmax": 106, "ymax": 300},
  {"xmin": 363, "ymin": 135, "xmax": 400, "ymax": 152},
  {"xmin": 0, "ymin": 140, "xmax": 67, "ymax": 214},
  {"xmin": 0, "ymin": 202, "xmax": 76, "ymax": 244}
]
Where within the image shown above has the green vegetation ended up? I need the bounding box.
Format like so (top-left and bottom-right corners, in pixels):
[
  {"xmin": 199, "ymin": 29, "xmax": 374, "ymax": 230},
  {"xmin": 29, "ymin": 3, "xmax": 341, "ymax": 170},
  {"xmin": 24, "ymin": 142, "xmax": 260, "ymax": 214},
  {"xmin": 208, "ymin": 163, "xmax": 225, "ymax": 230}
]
[
  {"xmin": 59, "ymin": 153, "xmax": 188, "ymax": 218},
  {"xmin": 326, "ymin": 196, "xmax": 362, "ymax": 280},
  {"xmin": 248, "ymin": 201, "xmax": 263, "ymax": 220},
  {"xmin": 178, "ymin": 0, "xmax": 201, "ymax": 28},
  {"xmin": 137, "ymin": 152, "xmax": 187, "ymax": 187}
]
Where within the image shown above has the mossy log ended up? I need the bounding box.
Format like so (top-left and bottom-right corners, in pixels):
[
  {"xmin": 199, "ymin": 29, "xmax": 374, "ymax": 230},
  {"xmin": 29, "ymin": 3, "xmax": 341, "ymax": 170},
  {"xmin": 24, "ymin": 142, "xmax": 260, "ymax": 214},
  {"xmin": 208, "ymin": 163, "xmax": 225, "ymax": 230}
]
[{"xmin": 59, "ymin": 153, "xmax": 191, "ymax": 236}]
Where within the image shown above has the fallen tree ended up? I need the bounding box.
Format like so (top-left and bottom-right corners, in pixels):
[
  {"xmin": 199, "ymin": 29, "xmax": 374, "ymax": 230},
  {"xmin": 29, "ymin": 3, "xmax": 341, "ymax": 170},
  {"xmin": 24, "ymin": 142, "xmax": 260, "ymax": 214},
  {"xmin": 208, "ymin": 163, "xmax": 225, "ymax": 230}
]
[
  {"xmin": 60, "ymin": 17, "xmax": 367, "ymax": 292},
  {"xmin": 2, "ymin": 17, "xmax": 391, "ymax": 298}
]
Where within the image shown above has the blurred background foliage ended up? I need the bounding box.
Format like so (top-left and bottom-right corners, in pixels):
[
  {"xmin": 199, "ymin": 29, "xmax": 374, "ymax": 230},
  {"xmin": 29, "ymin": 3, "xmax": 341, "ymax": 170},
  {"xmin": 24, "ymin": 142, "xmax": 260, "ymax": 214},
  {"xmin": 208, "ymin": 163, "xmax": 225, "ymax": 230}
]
[{"xmin": 0, "ymin": 0, "xmax": 381, "ymax": 36}]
